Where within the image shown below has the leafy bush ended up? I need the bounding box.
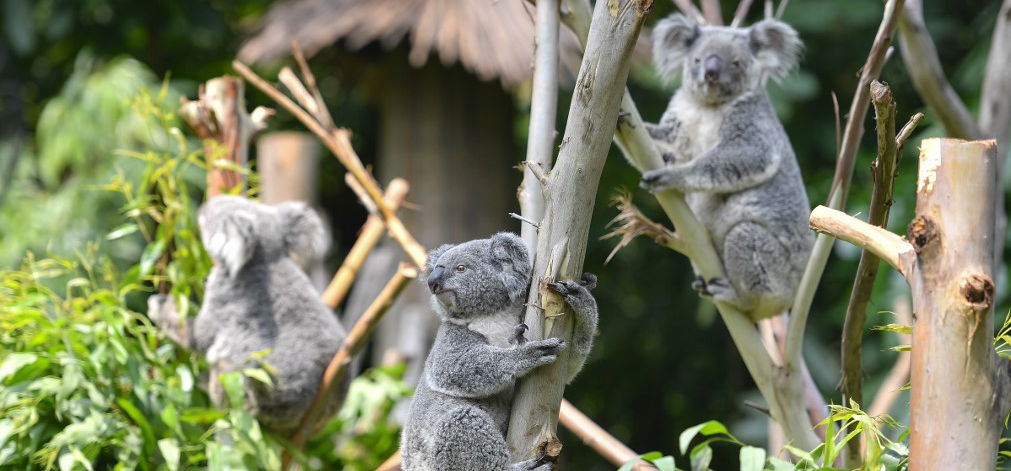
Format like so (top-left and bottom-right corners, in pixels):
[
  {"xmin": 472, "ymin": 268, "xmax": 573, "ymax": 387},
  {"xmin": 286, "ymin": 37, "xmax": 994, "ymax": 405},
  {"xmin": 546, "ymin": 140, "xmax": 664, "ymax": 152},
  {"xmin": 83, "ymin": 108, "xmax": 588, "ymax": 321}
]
[{"xmin": 0, "ymin": 86, "xmax": 407, "ymax": 470}]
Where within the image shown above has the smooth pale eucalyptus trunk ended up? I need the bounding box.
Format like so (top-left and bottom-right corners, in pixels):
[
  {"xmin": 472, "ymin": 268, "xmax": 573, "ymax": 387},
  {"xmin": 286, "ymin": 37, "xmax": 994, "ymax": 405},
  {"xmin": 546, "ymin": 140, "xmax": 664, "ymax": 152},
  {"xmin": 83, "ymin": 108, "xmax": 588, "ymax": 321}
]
[{"xmin": 505, "ymin": 0, "xmax": 651, "ymax": 460}]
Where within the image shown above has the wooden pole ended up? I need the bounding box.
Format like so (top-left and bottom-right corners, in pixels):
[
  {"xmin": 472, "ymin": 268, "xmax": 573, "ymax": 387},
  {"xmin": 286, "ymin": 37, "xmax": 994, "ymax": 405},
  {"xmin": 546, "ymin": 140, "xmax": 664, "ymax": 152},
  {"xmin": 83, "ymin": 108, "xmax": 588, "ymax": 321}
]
[
  {"xmin": 907, "ymin": 139, "xmax": 999, "ymax": 470},
  {"xmin": 506, "ymin": 0, "xmax": 651, "ymax": 460},
  {"xmin": 811, "ymin": 138, "xmax": 1002, "ymax": 470}
]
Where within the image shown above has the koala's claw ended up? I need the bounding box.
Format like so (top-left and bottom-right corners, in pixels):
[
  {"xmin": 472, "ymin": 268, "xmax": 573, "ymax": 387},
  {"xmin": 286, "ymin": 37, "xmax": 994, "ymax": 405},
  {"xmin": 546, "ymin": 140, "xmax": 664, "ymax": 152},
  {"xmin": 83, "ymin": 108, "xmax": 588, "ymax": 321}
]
[
  {"xmin": 691, "ymin": 275, "xmax": 712, "ymax": 296},
  {"xmin": 696, "ymin": 277, "xmax": 739, "ymax": 302},
  {"xmin": 509, "ymin": 324, "xmax": 529, "ymax": 346},
  {"xmin": 550, "ymin": 279, "xmax": 580, "ymax": 296},
  {"xmin": 639, "ymin": 169, "xmax": 670, "ymax": 192}
]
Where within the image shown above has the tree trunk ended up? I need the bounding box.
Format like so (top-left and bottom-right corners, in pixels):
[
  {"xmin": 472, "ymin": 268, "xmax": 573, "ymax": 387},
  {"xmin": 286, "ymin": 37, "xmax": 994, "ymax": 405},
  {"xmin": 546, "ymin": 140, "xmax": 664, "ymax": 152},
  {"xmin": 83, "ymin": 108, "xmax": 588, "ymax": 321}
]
[
  {"xmin": 907, "ymin": 138, "xmax": 1000, "ymax": 470},
  {"xmin": 506, "ymin": 0, "xmax": 650, "ymax": 460}
]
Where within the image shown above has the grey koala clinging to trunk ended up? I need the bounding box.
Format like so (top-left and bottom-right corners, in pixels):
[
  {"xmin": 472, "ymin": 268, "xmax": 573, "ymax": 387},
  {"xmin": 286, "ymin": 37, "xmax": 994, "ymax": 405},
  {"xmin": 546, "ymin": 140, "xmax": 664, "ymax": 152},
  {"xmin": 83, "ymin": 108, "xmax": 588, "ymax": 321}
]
[
  {"xmin": 639, "ymin": 14, "xmax": 812, "ymax": 322},
  {"xmin": 147, "ymin": 196, "xmax": 346, "ymax": 434},
  {"xmin": 400, "ymin": 232, "xmax": 599, "ymax": 471}
]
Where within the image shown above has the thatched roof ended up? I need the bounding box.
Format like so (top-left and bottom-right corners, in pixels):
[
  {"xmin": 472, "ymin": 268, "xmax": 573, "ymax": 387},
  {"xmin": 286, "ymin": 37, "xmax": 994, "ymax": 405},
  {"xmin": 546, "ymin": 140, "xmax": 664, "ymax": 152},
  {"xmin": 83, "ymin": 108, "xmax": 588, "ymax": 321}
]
[{"xmin": 239, "ymin": 0, "xmax": 563, "ymax": 88}]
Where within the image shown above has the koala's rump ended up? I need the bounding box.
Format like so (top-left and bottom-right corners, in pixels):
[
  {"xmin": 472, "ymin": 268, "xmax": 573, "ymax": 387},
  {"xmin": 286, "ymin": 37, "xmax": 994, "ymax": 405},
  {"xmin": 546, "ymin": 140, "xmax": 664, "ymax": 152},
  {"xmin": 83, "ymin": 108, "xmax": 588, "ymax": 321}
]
[
  {"xmin": 200, "ymin": 260, "xmax": 345, "ymax": 432},
  {"xmin": 402, "ymin": 381, "xmax": 513, "ymax": 469}
]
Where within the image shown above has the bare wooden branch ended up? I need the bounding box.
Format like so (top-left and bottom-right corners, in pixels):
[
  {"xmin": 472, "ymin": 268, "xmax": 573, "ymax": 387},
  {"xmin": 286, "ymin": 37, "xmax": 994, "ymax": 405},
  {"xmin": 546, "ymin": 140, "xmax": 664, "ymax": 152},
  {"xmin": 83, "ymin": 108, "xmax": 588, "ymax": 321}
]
[
  {"xmin": 979, "ymin": 0, "xmax": 1011, "ymax": 274},
  {"xmin": 808, "ymin": 206, "xmax": 913, "ymax": 275},
  {"xmin": 518, "ymin": 0, "xmax": 560, "ymax": 252},
  {"xmin": 232, "ymin": 60, "xmax": 428, "ymax": 267},
  {"xmin": 730, "ymin": 0, "xmax": 755, "ymax": 27},
  {"xmin": 559, "ymin": 400, "xmax": 657, "ymax": 470},
  {"xmin": 830, "ymin": 0, "xmax": 905, "ymax": 205},
  {"xmin": 906, "ymin": 138, "xmax": 999, "ymax": 470},
  {"xmin": 602, "ymin": 192, "xmax": 685, "ymax": 261},
  {"xmin": 506, "ymin": 0, "xmax": 651, "ymax": 459},
  {"xmin": 896, "ymin": 112, "xmax": 924, "ymax": 149},
  {"xmin": 672, "ymin": 0, "xmax": 705, "ymax": 23},
  {"xmin": 561, "ymin": 0, "xmax": 819, "ymax": 452},
  {"xmin": 699, "ymin": 0, "xmax": 723, "ymax": 25},
  {"xmin": 897, "ymin": 0, "xmax": 981, "ymax": 141},
  {"xmin": 286, "ymin": 264, "xmax": 418, "ymax": 467},
  {"xmin": 375, "ymin": 450, "xmax": 402, "ymax": 471},
  {"xmin": 180, "ymin": 76, "xmax": 271, "ymax": 198},
  {"xmin": 774, "ymin": 0, "xmax": 790, "ymax": 19},
  {"xmin": 320, "ymin": 179, "xmax": 410, "ymax": 309},
  {"xmin": 786, "ymin": 0, "xmax": 905, "ymax": 383},
  {"xmin": 840, "ymin": 81, "xmax": 904, "ymax": 465}
]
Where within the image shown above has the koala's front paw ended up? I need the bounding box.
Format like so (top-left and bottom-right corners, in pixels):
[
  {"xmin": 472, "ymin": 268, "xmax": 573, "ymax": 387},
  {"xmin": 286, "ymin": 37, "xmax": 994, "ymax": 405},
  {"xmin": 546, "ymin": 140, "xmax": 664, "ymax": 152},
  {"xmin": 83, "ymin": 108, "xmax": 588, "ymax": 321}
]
[
  {"xmin": 517, "ymin": 337, "xmax": 566, "ymax": 372},
  {"xmin": 700, "ymin": 277, "xmax": 740, "ymax": 303},
  {"xmin": 550, "ymin": 273, "xmax": 595, "ymax": 301},
  {"xmin": 639, "ymin": 168, "xmax": 675, "ymax": 192}
]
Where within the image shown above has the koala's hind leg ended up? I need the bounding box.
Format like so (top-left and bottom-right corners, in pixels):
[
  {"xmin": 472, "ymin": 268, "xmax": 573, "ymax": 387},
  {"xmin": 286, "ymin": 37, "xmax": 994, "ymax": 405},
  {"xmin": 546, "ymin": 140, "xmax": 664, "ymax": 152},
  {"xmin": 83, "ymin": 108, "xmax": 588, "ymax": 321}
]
[
  {"xmin": 431, "ymin": 406, "xmax": 552, "ymax": 471},
  {"xmin": 718, "ymin": 222, "xmax": 795, "ymax": 319}
]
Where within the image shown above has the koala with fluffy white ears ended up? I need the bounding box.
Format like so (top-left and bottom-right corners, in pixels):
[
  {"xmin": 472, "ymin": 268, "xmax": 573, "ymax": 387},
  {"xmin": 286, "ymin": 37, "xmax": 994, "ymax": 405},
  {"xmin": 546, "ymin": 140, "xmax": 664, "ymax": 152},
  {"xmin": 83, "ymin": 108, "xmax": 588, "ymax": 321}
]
[
  {"xmin": 400, "ymin": 232, "xmax": 598, "ymax": 471},
  {"xmin": 639, "ymin": 14, "xmax": 813, "ymax": 322},
  {"xmin": 147, "ymin": 195, "xmax": 346, "ymax": 434}
]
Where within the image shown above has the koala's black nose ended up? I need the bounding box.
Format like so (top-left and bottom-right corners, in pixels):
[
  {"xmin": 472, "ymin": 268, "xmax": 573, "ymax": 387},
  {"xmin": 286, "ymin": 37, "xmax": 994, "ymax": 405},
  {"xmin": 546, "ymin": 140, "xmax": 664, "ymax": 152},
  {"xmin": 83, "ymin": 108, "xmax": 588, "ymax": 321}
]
[
  {"xmin": 704, "ymin": 55, "xmax": 723, "ymax": 83},
  {"xmin": 427, "ymin": 266, "xmax": 446, "ymax": 293}
]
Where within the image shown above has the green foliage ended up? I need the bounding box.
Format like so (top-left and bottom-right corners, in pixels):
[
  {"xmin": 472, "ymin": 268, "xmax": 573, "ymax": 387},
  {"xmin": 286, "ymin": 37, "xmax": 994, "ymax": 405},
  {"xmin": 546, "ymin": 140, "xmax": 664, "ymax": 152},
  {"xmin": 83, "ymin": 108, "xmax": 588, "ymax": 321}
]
[
  {"xmin": 622, "ymin": 404, "xmax": 910, "ymax": 471},
  {"xmin": 0, "ymin": 90, "xmax": 406, "ymax": 469},
  {"xmin": 0, "ymin": 53, "xmax": 182, "ymax": 269}
]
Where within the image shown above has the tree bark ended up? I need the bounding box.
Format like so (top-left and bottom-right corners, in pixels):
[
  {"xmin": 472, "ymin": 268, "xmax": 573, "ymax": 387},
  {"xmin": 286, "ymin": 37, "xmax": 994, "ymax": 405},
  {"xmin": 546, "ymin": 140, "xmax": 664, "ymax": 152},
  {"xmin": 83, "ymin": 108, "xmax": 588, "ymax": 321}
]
[
  {"xmin": 907, "ymin": 138, "xmax": 1000, "ymax": 470},
  {"xmin": 518, "ymin": 0, "xmax": 560, "ymax": 252},
  {"xmin": 811, "ymin": 138, "xmax": 1002, "ymax": 469},
  {"xmin": 505, "ymin": 0, "xmax": 651, "ymax": 460}
]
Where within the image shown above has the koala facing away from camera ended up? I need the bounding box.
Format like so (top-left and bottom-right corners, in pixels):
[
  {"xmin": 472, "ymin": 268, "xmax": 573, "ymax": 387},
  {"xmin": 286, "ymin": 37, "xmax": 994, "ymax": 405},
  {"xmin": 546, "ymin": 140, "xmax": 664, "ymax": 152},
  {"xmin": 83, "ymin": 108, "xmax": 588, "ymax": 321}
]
[
  {"xmin": 639, "ymin": 14, "xmax": 813, "ymax": 322},
  {"xmin": 147, "ymin": 196, "xmax": 346, "ymax": 434},
  {"xmin": 400, "ymin": 232, "xmax": 598, "ymax": 471}
]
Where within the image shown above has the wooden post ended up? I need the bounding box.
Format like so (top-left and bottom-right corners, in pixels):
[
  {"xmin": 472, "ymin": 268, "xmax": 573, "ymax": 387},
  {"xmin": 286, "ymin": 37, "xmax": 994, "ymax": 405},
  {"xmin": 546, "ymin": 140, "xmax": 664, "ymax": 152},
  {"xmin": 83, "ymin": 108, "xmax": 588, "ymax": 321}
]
[
  {"xmin": 505, "ymin": 0, "xmax": 651, "ymax": 461},
  {"xmin": 258, "ymin": 131, "xmax": 321, "ymax": 204},
  {"xmin": 180, "ymin": 75, "xmax": 271, "ymax": 198},
  {"xmin": 810, "ymin": 138, "xmax": 1002, "ymax": 470},
  {"xmin": 907, "ymin": 139, "xmax": 999, "ymax": 470}
]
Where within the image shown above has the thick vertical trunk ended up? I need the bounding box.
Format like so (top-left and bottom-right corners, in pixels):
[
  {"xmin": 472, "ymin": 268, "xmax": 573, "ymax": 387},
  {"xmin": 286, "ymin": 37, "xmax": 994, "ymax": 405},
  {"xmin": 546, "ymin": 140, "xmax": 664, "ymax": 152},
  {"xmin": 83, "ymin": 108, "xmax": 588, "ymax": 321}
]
[
  {"xmin": 907, "ymin": 138, "xmax": 1000, "ymax": 469},
  {"xmin": 506, "ymin": 0, "xmax": 650, "ymax": 459}
]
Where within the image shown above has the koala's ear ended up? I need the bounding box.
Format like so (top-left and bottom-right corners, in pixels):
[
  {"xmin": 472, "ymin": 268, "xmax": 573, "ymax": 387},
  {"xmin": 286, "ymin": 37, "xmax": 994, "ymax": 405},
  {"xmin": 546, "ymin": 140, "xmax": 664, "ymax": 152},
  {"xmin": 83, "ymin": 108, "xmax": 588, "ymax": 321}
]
[
  {"xmin": 490, "ymin": 232, "xmax": 531, "ymax": 303},
  {"xmin": 423, "ymin": 244, "xmax": 454, "ymax": 280},
  {"xmin": 652, "ymin": 14, "xmax": 701, "ymax": 79},
  {"xmin": 203, "ymin": 209, "xmax": 256, "ymax": 277},
  {"xmin": 277, "ymin": 202, "xmax": 329, "ymax": 262},
  {"xmin": 749, "ymin": 19, "xmax": 802, "ymax": 82}
]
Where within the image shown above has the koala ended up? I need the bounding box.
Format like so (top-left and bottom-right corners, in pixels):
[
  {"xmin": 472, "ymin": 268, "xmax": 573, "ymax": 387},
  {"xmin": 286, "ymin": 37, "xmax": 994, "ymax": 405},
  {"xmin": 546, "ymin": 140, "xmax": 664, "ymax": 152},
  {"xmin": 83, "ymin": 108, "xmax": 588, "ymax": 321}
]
[
  {"xmin": 639, "ymin": 14, "xmax": 813, "ymax": 322},
  {"xmin": 147, "ymin": 195, "xmax": 346, "ymax": 434},
  {"xmin": 400, "ymin": 232, "xmax": 599, "ymax": 471}
]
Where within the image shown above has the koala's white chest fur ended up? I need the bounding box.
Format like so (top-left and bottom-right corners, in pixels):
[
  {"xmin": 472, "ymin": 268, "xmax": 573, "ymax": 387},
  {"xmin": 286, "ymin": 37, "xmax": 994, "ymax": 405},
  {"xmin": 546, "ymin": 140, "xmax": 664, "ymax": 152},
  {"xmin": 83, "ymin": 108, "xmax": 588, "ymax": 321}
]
[
  {"xmin": 455, "ymin": 310, "xmax": 519, "ymax": 348},
  {"xmin": 669, "ymin": 92, "xmax": 728, "ymax": 161}
]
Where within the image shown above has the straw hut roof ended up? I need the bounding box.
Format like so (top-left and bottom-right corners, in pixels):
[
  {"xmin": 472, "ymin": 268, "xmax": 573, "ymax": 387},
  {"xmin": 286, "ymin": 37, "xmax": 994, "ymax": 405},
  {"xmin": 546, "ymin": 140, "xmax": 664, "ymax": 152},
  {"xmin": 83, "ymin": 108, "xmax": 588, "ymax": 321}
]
[{"xmin": 239, "ymin": 0, "xmax": 572, "ymax": 88}]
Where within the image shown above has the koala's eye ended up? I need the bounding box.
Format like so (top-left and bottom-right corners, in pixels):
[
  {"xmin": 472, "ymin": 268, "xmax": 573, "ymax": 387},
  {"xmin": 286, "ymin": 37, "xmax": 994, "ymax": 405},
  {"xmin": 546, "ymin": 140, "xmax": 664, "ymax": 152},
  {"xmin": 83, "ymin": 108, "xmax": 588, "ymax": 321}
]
[
  {"xmin": 694, "ymin": 57, "xmax": 701, "ymax": 64},
  {"xmin": 455, "ymin": 264, "xmax": 467, "ymax": 272},
  {"xmin": 732, "ymin": 60, "xmax": 741, "ymax": 67}
]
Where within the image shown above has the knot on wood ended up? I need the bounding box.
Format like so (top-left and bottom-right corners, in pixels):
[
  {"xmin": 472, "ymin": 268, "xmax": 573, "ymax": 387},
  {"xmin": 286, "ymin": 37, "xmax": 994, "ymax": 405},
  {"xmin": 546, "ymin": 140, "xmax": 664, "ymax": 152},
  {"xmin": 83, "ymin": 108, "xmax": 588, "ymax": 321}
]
[
  {"xmin": 537, "ymin": 436, "xmax": 563, "ymax": 462},
  {"xmin": 907, "ymin": 216, "xmax": 937, "ymax": 255},
  {"xmin": 636, "ymin": 0, "xmax": 654, "ymax": 15},
  {"xmin": 959, "ymin": 274, "xmax": 995, "ymax": 311}
]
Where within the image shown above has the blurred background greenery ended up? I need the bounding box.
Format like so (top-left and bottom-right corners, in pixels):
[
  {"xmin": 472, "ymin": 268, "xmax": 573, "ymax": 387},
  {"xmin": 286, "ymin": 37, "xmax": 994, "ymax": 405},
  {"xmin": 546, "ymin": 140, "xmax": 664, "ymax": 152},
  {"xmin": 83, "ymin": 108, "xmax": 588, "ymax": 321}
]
[{"xmin": 1, "ymin": 0, "xmax": 1008, "ymax": 469}]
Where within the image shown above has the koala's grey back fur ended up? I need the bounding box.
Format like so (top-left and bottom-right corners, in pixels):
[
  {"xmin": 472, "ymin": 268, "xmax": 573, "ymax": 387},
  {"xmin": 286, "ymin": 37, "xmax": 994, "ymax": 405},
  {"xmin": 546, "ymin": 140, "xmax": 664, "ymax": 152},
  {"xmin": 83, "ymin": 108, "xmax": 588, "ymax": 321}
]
[
  {"xmin": 401, "ymin": 233, "xmax": 598, "ymax": 471},
  {"xmin": 641, "ymin": 15, "xmax": 812, "ymax": 321},
  {"xmin": 148, "ymin": 196, "xmax": 346, "ymax": 434}
]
